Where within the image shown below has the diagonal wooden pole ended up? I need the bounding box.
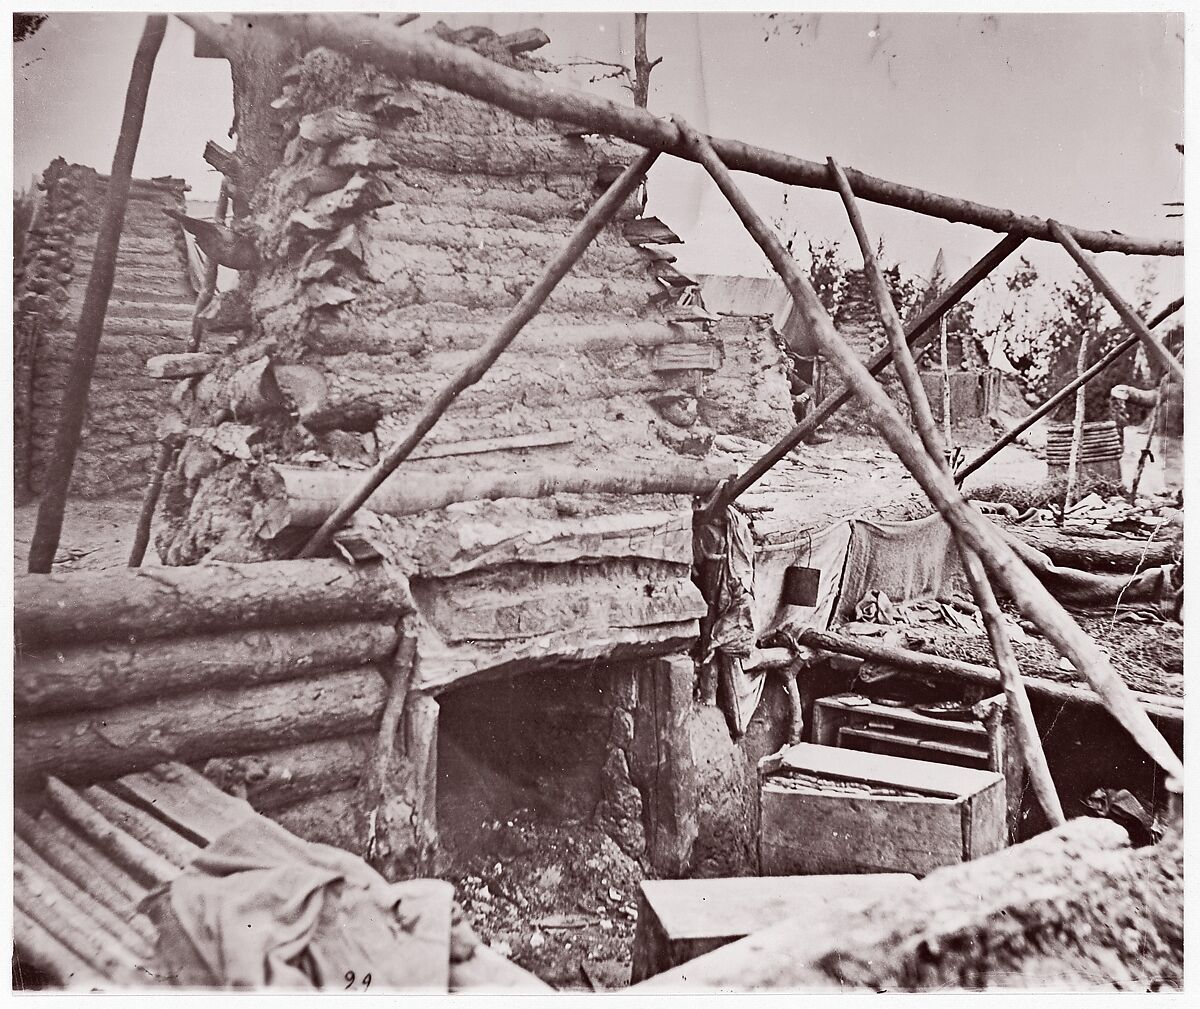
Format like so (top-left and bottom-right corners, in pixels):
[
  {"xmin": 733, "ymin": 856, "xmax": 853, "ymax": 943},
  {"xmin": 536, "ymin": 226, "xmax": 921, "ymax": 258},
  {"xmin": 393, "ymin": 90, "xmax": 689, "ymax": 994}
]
[
  {"xmin": 701, "ymin": 233, "xmax": 1025, "ymax": 517},
  {"xmin": 185, "ymin": 12, "xmax": 1182, "ymax": 258},
  {"xmin": 954, "ymin": 296, "xmax": 1183, "ymax": 486},
  {"xmin": 673, "ymin": 116, "xmax": 1182, "ymax": 782},
  {"xmin": 296, "ymin": 149, "xmax": 659, "ymax": 558},
  {"xmin": 827, "ymin": 156, "xmax": 1064, "ymax": 828},
  {"xmin": 1049, "ymin": 220, "xmax": 1184, "ymax": 382},
  {"xmin": 28, "ymin": 15, "xmax": 169, "ymax": 573}
]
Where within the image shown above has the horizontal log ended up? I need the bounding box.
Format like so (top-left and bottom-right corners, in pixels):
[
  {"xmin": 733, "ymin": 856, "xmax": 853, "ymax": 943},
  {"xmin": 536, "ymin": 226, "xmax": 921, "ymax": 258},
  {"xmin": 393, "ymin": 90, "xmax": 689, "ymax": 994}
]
[
  {"xmin": 15, "ymin": 668, "xmax": 388, "ymax": 787},
  {"xmin": 1006, "ymin": 525, "xmax": 1181, "ymax": 573},
  {"xmin": 202, "ymin": 734, "xmax": 372, "ymax": 812},
  {"xmin": 16, "ymin": 558, "xmax": 413, "ymax": 647},
  {"xmin": 146, "ymin": 352, "xmax": 215, "ymax": 378},
  {"xmin": 230, "ymin": 13, "xmax": 1182, "ymax": 257},
  {"xmin": 408, "ymin": 429, "xmax": 575, "ymax": 460},
  {"xmin": 16, "ymin": 620, "xmax": 398, "ymax": 717},
  {"xmin": 798, "ymin": 628, "xmax": 1181, "ymax": 727},
  {"xmin": 255, "ymin": 459, "xmax": 736, "ymax": 537}
]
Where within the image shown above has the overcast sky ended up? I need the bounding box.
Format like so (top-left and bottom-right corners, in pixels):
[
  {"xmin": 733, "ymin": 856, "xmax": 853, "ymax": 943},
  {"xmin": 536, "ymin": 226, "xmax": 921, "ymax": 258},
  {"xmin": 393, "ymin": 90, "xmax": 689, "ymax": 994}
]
[{"xmin": 13, "ymin": 10, "xmax": 1186, "ymax": 316}]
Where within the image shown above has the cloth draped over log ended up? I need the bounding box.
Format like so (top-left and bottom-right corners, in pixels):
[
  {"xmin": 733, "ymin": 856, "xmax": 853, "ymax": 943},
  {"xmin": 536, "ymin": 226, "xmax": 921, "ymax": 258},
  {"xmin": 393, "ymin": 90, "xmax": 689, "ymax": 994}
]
[
  {"xmin": 705, "ymin": 508, "xmax": 1180, "ymax": 733},
  {"xmin": 141, "ymin": 816, "xmax": 456, "ymax": 989}
]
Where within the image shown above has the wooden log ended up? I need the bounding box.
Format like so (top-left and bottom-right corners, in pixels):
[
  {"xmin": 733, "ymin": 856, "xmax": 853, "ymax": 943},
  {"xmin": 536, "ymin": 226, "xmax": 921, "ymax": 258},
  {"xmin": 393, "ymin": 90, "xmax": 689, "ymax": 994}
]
[
  {"xmin": 296, "ymin": 149, "xmax": 660, "ymax": 557},
  {"xmin": 15, "ymin": 558, "xmax": 413, "ymax": 647},
  {"xmin": 146, "ymin": 352, "xmax": 216, "ymax": 378},
  {"xmin": 27, "ymin": 16, "xmax": 168, "ymax": 574},
  {"xmin": 16, "ymin": 619, "xmax": 398, "ymax": 716},
  {"xmin": 80, "ymin": 786, "xmax": 203, "ymax": 868},
  {"xmin": 676, "ymin": 119, "xmax": 1182, "ymax": 780},
  {"xmin": 203, "ymin": 140, "xmax": 242, "ymax": 185},
  {"xmin": 797, "ymin": 629, "xmax": 1181, "ymax": 727},
  {"xmin": 1005, "ymin": 525, "xmax": 1181, "ymax": 573},
  {"xmin": 257, "ymin": 459, "xmax": 734, "ymax": 536},
  {"xmin": 193, "ymin": 355, "xmax": 287, "ymax": 419},
  {"xmin": 1049, "ymin": 221, "xmax": 1184, "ymax": 382},
  {"xmin": 111, "ymin": 762, "xmax": 260, "ymax": 846},
  {"xmin": 13, "ymin": 906, "xmax": 107, "ymax": 990},
  {"xmin": 13, "ymin": 809, "xmax": 156, "ymax": 945},
  {"xmin": 14, "ymin": 834, "xmax": 153, "ymax": 960},
  {"xmin": 202, "ymin": 734, "xmax": 372, "ymax": 812},
  {"xmin": 202, "ymin": 12, "xmax": 1185, "ymax": 258},
  {"xmin": 17, "ymin": 668, "xmax": 388, "ymax": 788},
  {"xmin": 44, "ymin": 778, "xmax": 179, "ymax": 889}
]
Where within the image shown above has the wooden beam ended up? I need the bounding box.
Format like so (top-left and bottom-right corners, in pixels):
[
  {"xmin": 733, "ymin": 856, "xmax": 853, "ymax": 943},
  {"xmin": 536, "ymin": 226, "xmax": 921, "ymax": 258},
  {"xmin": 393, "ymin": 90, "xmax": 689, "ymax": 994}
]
[
  {"xmin": 225, "ymin": 12, "xmax": 1183, "ymax": 257},
  {"xmin": 1049, "ymin": 221, "xmax": 1184, "ymax": 381},
  {"xmin": 954, "ymin": 296, "xmax": 1182, "ymax": 485},
  {"xmin": 673, "ymin": 118, "xmax": 1183, "ymax": 780},
  {"xmin": 28, "ymin": 16, "xmax": 168, "ymax": 573},
  {"xmin": 295, "ymin": 149, "xmax": 660, "ymax": 557}
]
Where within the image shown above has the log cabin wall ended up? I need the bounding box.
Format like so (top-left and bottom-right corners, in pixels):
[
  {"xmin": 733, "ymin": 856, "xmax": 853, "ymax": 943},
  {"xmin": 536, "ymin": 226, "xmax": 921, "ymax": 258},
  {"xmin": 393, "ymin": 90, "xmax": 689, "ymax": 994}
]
[
  {"xmin": 153, "ymin": 36, "xmax": 795, "ymax": 566},
  {"xmin": 13, "ymin": 560, "xmax": 411, "ymax": 851},
  {"xmin": 13, "ymin": 159, "xmax": 195, "ymax": 500}
]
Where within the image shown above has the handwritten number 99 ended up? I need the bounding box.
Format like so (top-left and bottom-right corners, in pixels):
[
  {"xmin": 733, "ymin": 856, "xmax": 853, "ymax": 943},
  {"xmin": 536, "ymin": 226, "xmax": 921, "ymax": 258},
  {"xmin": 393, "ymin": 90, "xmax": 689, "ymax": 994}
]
[{"xmin": 344, "ymin": 971, "xmax": 371, "ymax": 989}]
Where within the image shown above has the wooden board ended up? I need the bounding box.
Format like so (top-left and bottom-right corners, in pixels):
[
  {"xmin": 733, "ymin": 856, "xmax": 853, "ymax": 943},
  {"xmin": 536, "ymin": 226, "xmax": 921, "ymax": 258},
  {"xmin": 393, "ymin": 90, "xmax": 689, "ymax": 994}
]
[
  {"xmin": 764, "ymin": 742, "xmax": 1002, "ymax": 799},
  {"xmin": 760, "ymin": 786, "xmax": 966, "ymax": 878},
  {"xmin": 631, "ymin": 873, "xmax": 915, "ymax": 983},
  {"xmin": 651, "ymin": 342, "xmax": 722, "ymax": 373}
]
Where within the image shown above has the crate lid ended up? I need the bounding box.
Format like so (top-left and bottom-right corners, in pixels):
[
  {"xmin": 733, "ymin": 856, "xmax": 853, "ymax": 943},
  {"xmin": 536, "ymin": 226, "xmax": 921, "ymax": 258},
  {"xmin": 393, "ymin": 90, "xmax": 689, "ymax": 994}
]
[{"xmin": 761, "ymin": 742, "xmax": 1001, "ymax": 799}]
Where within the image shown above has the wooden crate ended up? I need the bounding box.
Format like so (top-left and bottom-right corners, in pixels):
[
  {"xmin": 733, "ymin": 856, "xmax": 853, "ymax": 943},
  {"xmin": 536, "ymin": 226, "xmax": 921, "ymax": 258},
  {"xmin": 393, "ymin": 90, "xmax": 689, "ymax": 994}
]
[
  {"xmin": 629, "ymin": 873, "xmax": 915, "ymax": 983},
  {"xmin": 759, "ymin": 743, "xmax": 1005, "ymax": 878}
]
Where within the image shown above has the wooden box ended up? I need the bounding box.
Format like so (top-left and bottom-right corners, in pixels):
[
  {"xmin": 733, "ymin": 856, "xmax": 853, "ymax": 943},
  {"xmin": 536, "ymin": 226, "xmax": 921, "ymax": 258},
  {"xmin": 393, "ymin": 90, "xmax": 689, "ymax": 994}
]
[
  {"xmin": 759, "ymin": 743, "xmax": 1005, "ymax": 878},
  {"xmin": 629, "ymin": 873, "xmax": 915, "ymax": 983},
  {"xmin": 812, "ymin": 692, "xmax": 1004, "ymax": 772}
]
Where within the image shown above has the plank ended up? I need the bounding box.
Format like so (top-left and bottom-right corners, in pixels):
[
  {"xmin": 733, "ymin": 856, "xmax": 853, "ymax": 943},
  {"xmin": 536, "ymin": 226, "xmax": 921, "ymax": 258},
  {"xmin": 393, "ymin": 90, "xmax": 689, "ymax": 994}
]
[
  {"xmin": 640, "ymin": 874, "xmax": 915, "ymax": 942},
  {"xmin": 651, "ymin": 342, "xmax": 722, "ymax": 373},
  {"xmin": 767, "ymin": 742, "xmax": 1002, "ymax": 799},
  {"xmin": 408, "ymin": 428, "xmax": 574, "ymax": 460},
  {"xmin": 112, "ymin": 762, "xmax": 259, "ymax": 846}
]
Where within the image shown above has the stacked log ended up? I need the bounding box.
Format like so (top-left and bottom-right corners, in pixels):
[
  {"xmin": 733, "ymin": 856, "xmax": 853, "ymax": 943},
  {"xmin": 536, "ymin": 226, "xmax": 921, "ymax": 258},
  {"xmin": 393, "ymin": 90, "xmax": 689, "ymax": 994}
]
[{"xmin": 14, "ymin": 560, "xmax": 413, "ymax": 819}]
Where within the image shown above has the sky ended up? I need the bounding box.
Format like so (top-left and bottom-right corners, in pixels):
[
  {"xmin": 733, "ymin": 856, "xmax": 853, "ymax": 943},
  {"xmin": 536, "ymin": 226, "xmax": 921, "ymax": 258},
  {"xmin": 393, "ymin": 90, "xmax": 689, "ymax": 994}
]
[{"xmin": 12, "ymin": 10, "xmax": 1187, "ymax": 322}]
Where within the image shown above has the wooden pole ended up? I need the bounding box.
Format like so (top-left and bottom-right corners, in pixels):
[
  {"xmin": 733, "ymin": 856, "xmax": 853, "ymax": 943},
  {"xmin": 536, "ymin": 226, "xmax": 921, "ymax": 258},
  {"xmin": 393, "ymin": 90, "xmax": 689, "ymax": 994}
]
[
  {"xmin": 953, "ymin": 296, "xmax": 1182, "ymax": 485},
  {"xmin": 197, "ymin": 12, "xmax": 1184, "ymax": 257},
  {"xmin": 296, "ymin": 149, "xmax": 659, "ymax": 558},
  {"xmin": 940, "ymin": 315, "xmax": 952, "ymax": 449},
  {"xmin": 28, "ymin": 16, "xmax": 168, "ymax": 573},
  {"xmin": 827, "ymin": 157, "xmax": 1064, "ymax": 827},
  {"xmin": 673, "ymin": 118, "xmax": 1182, "ymax": 781},
  {"xmin": 702, "ymin": 233, "xmax": 1025, "ymax": 516},
  {"xmin": 1049, "ymin": 220, "xmax": 1184, "ymax": 381},
  {"xmin": 1063, "ymin": 326, "xmax": 1091, "ymax": 514}
]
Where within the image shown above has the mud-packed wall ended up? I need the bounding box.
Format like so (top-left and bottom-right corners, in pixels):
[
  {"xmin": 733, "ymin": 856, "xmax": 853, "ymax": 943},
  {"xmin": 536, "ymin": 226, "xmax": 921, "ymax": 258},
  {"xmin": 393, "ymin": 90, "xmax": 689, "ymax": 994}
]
[
  {"xmin": 155, "ymin": 37, "xmax": 795, "ymax": 565},
  {"xmin": 13, "ymin": 160, "xmax": 195, "ymax": 500}
]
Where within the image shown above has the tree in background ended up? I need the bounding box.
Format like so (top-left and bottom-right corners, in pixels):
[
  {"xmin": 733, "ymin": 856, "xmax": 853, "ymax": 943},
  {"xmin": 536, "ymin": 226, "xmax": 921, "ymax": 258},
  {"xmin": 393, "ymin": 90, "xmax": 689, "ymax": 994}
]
[{"xmin": 560, "ymin": 13, "xmax": 661, "ymax": 109}]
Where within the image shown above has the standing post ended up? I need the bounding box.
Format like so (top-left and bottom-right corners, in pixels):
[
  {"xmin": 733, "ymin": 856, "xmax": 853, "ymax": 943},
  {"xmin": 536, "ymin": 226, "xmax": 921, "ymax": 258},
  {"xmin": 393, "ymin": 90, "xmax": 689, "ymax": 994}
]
[
  {"xmin": 1063, "ymin": 326, "xmax": 1091, "ymax": 515},
  {"xmin": 1048, "ymin": 220, "xmax": 1184, "ymax": 382},
  {"xmin": 28, "ymin": 16, "xmax": 169, "ymax": 573},
  {"xmin": 673, "ymin": 116, "xmax": 1181, "ymax": 781},
  {"xmin": 827, "ymin": 157, "xmax": 1064, "ymax": 827},
  {"xmin": 296, "ymin": 149, "xmax": 659, "ymax": 558},
  {"xmin": 940, "ymin": 315, "xmax": 952, "ymax": 452}
]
